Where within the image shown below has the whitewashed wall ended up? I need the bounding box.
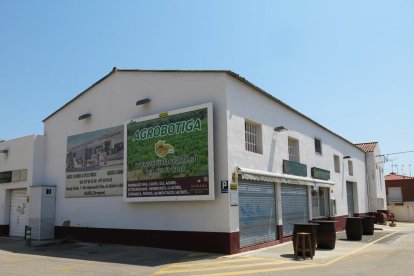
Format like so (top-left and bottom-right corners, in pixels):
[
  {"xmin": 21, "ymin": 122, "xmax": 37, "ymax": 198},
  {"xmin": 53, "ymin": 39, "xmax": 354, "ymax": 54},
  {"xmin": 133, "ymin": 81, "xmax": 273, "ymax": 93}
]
[
  {"xmin": 225, "ymin": 75, "xmax": 367, "ymax": 231},
  {"xmin": 389, "ymin": 203, "xmax": 414, "ymax": 222},
  {"xmin": 43, "ymin": 71, "xmax": 231, "ymax": 232},
  {"xmin": 0, "ymin": 135, "xmax": 45, "ymax": 224}
]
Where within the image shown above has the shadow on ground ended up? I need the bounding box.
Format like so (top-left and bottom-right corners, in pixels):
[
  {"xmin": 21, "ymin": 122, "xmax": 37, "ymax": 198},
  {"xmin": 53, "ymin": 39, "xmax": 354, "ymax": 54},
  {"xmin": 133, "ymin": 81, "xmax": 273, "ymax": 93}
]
[{"xmin": 0, "ymin": 237, "xmax": 222, "ymax": 267}]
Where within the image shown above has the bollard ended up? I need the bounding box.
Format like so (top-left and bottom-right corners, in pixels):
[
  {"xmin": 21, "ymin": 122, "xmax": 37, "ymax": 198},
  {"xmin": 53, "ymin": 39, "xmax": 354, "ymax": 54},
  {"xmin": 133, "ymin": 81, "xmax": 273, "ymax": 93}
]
[{"xmin": 25, "ymin": 226, "xmax": 31, "ymax": 246}]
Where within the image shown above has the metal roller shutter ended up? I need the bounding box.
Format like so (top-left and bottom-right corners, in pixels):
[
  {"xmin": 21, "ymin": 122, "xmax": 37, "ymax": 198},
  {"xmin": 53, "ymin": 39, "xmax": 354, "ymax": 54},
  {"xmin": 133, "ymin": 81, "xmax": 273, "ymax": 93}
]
[
  {"xmin": 281, "ymin": 184, "xmax": 309, "ymax": 237},
  {"xmin": 10, "ymin": 189, "xmax": 28, "ymax": 237},
  {"xmin": 239, "ymin": 182, "xmax": 277, "ymax": 247},
  {"xmin": 347, "ymin": 182, "xmax": 355, "ymax": 216}
]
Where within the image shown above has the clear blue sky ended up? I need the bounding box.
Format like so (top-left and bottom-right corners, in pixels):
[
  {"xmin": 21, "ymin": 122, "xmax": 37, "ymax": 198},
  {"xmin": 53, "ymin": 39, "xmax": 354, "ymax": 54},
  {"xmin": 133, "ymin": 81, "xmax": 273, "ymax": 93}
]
[{"xmin": 1, "ymin": 0, "xmax": 413, "ymax": 174}]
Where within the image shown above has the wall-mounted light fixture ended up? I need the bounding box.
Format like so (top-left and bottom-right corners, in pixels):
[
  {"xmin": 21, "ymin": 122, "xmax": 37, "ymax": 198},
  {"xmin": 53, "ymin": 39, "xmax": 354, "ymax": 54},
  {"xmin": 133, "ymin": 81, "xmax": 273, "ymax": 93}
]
[
  {"xmin": 343, "ymin": 156, "xmax": 351, "ymax": 159},
  {"xmin": 136, "ymin": 98, "xmax": 151, "ymax": 106},
  {"xmin": 78, "ymin": 113, "xmax": 91, "ymax": 120},
  {"xmin": 274, "ymin": 126, "xmax": 288, "ymax": 132}
]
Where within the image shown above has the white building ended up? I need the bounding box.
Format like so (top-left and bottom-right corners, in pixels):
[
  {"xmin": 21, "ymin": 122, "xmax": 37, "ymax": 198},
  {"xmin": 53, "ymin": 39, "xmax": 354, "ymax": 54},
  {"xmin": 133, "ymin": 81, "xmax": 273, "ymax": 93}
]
[
  {"xmin": 0, "ymin": 69, "xmax": 386, "ymax": 254},
  {"xmin": 355, "ymin": 142, "xmax": 387, "ymax": 212}
]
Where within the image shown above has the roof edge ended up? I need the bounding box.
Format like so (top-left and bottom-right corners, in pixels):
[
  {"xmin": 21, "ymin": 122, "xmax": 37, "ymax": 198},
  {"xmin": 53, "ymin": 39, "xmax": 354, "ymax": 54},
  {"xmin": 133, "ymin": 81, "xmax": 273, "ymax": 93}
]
[
  {"xmin": 223, "ymin": 71, "xmax": 365, "ymax": 154},
  {"xmin": 42, "ymin": 67, "xmax": 118, "ymax": 122},
  {"xmin": 42, "ymin": 68, "xmax": 365, "ymax": 153}
]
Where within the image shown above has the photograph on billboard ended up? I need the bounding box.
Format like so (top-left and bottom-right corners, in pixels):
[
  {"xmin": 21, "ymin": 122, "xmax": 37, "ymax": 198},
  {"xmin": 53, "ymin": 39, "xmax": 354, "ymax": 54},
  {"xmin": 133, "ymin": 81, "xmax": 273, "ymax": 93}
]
[
  {"xmin": 66, "ymin": 125, "xmax": 124, "ymax": 197},
  {"xmin": 125, "ymin": 103, "xmax": 214, "ymax": 202}
]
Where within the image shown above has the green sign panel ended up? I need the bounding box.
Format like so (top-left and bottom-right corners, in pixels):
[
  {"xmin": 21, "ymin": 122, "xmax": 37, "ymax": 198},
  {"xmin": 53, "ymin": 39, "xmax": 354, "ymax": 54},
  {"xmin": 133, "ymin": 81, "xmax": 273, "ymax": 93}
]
[
  {"xmin": 125, "ymin": 103, "xmax": 214, "ymax": 202},
  {"xmin": 283, "ymin": 160, "xmax": 307, "ymax": 177},
  {"xmin": 0, "ymin": 171, "xmax": 12, "ymax": 184},
  {"xmin": 311, "ymin": 167, "xmax": 330, "ymax": 180}
]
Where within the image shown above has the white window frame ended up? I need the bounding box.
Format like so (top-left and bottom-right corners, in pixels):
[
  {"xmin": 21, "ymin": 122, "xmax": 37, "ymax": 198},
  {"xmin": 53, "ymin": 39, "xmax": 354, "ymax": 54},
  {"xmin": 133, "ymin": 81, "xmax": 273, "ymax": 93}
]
[
  {"xmin": 244, "ymin": 120, "xmax": 262, "ymax": 154},
  {"xmin": 288, "ymin": 137, "xmax": 300, "ymax": 162}
]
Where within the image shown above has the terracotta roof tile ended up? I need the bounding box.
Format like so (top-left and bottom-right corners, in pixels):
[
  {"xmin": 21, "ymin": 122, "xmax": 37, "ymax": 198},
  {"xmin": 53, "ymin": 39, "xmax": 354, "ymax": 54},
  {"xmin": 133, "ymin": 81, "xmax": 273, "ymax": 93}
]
[
  {"xmin": 355, "ymin": 142, "xmax": 378, "ymax": 153},
  {"xmin": 385, "ymin": 172, "xmax": 414, "ymax": 180}
]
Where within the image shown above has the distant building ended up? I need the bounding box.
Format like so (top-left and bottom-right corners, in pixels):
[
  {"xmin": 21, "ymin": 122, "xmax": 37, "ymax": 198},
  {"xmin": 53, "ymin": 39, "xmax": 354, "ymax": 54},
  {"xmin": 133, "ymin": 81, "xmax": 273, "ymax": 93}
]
[{"xmin": 385, "ymin": 172, "xmax": 414, "ymax": 222}]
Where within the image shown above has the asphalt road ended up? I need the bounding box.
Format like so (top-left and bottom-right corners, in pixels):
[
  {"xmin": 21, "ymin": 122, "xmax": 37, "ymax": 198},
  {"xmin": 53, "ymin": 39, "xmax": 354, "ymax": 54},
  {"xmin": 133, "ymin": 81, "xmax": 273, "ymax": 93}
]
[{"xmin": 0, "ymin": 222, "xmax": 413, "ymax": 276}]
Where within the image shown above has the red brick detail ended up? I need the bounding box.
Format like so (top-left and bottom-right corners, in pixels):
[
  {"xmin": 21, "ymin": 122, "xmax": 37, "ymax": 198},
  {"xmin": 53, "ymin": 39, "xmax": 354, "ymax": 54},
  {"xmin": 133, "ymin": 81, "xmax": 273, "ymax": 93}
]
[
  {"xmin": 332, "ymin": 215, "xmax": 348, "ymax": 231},
  {"xmin": 55, "ymin": 226, "xmax": 238, "ymax": 254}
]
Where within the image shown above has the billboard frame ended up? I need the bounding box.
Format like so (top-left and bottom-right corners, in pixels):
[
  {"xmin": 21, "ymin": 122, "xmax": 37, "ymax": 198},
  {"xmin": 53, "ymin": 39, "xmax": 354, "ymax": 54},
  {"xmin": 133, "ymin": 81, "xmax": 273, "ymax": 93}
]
[{"xmin": 123, "ymin": 102, "xmax": 214, "ymax": 202}]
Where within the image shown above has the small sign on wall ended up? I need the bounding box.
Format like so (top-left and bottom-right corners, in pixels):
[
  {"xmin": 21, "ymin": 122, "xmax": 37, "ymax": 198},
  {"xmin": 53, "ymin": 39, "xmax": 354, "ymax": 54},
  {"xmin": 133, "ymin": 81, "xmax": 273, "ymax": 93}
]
[
  {"xmin": 221, "ymin": 180, "xmax": 229, "ymax": 193},
  {"xmin": 230, "ymin": 182, "xmax": 238, "ymax": 206}
]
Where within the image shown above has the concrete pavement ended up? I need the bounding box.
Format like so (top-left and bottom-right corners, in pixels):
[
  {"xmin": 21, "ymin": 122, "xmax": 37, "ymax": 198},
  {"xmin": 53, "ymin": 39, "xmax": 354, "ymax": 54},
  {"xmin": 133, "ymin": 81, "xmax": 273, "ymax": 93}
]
[{"xmin": 0, "ymin": 222, "xmax": 413, "ymax": 275}]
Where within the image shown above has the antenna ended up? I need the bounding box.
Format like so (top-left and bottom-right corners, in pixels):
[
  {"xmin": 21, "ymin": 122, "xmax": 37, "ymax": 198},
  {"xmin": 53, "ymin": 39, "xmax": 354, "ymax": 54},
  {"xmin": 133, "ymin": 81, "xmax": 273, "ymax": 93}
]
[
  {"xmin": 377, "ymin": 150, "xmax": 414, "ymax": 163},
  {"xmin": 409, "ymin": 164, "xmax": 412, "ymax": 177},
  {"xmin": 391, "ymin": 160, "xmax": 396, "ymax": 172},
  {"xmin": 402, "ymin": 165, "xmax": 405, "ymax": 176}
]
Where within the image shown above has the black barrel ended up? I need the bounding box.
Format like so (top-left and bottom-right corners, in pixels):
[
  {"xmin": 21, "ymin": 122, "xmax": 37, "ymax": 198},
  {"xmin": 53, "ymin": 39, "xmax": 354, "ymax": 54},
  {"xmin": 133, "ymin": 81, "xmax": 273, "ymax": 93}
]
[
  {"xmin": 362, "ymin": 216, "xmax": 375, "ymax": 235},
  {"xmin": 292, "ymin": 223, "xmax": 319, "ymax": 257},
  {"xmin": 346, "ymin": 217, "xmax": 363, "ymax": 241},
  {"xmin": 313, "ymin": 220, "xmax": 337, "ymax": 249}
]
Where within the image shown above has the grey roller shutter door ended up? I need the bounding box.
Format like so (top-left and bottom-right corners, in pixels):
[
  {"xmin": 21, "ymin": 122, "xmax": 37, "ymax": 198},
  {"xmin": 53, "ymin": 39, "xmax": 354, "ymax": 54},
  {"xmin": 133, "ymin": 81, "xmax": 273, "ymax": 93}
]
[
  {"xmin": 281, "ymin": 184, "xmax": 309, "ymax": 237},
  {"xmin": 347, "ymin": 182, "xmax": 355, "ymax": 216},
  {"xmin": 239, "ymin": 182, "xmax": 277, "ymax": 248}
]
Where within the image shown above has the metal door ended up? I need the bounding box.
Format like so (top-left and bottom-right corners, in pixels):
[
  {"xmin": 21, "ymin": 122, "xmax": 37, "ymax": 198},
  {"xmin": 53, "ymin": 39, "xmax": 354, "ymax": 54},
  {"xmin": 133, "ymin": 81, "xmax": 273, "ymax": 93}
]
[
  {"xmin": 281, "ymin": 184, "xmax": 309, "ymax": 237},
  {"xmin": 239, "ymin": 182, "xmax": 277, "ymax": 247},
  {"xmin": 347, "ymin": 182, "xmax": 355, "ymax": 216},
  {"xmin": 9, "ymin": 189, "xmax": 28, "ymax": 237}
]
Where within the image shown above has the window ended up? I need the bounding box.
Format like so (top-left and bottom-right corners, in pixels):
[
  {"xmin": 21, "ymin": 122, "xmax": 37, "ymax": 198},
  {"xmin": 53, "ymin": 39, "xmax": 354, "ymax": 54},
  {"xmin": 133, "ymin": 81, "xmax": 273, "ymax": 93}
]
[
  {"xmin": 314, "ymin": 138, "xmax": 322, "ymax": 154},
  {"xmin": 348, "ymin": 160, "xmax": 353, "ymax": 176},
  {"xmin": 245, "ymin": 120, "xmax": 262, "ymax": 154},
  {"xmin": 288, "ymin": 137, "xmax": 300, "ymax": 162},
  {"xmin": 312, "ymin": 187, "xmax": 329, "ymax": 217},
  {"xmin": 11, "ymin": 169, "xmax": 27, "ymax": 182},
  {"xmin": 334, "ymin": 155, "xmax": 340, "ymax": 173},
  {"xmin": 387, "ymin": 187, "xmax": 402, "ymax": 203}
]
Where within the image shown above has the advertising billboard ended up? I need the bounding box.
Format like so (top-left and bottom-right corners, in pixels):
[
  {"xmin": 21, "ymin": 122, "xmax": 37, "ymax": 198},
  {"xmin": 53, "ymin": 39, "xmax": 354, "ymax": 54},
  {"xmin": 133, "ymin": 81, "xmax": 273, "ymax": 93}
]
[
  {"xmin": 66, "ymin": 125, "xmax": 124, "ymax": 197},
  {"xmin": 124, "ymin": 103, "xmax": 214, "ymax": 202}
]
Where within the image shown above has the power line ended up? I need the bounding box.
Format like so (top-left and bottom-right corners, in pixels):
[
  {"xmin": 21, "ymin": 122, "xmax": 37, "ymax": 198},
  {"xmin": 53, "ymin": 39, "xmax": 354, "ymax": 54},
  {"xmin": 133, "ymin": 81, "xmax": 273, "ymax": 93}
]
[{"xmin": 377, "ymin": 150, "xmax": 414, "ymax": 163}]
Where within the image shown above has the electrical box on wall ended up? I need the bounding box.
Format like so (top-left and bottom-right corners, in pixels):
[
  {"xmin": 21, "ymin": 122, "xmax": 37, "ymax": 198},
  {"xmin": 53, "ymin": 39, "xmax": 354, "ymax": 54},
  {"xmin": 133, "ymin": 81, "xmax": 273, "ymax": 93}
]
[{"xmin": 28, "ymin": 186, "xmax": 56, "ymax": 240}]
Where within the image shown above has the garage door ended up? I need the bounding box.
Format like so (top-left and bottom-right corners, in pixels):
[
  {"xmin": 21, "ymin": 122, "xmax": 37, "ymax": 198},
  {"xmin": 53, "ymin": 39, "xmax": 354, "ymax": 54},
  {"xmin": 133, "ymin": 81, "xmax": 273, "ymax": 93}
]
[
  {"xmin": 239, "ymin": 182, "xmax": 277, "ymax": 247},
  {"xmin": 281, "ymin": 184, "xmax": 309, "ymax": 237},
  {"xmin": 10, "ymin": 189, "xmax": 28, "ymax": 237}
]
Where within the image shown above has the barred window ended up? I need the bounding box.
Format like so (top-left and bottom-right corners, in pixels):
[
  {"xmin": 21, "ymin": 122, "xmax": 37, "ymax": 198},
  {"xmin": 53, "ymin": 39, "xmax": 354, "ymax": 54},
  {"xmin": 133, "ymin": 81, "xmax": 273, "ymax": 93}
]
[{"xmin": 245, "ymin": 120, "xmax": 262, "ymax": 154}]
